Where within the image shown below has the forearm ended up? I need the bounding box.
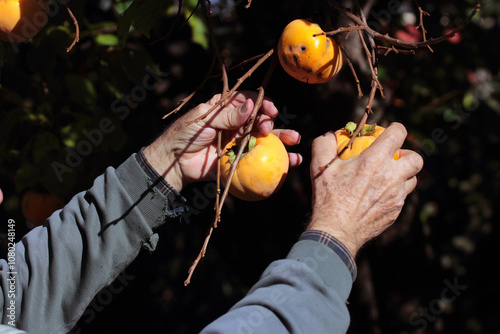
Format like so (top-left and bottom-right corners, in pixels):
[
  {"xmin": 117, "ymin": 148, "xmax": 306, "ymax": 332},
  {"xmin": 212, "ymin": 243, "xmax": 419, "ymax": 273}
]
[
  {"xmin": 0, "ymin": 151, "xmax": 187, "ymax": 334},
  {"xmin": 201, "ymin": 231, "xmax": 356, "ymax": 334}
]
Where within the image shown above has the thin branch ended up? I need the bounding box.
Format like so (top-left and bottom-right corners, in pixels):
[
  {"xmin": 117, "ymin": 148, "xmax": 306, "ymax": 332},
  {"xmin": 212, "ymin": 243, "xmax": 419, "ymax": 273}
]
[
  {"xmin": 214, "ymin": 129, "xmax": 222, "ymax": 227},
  {"xmin": 215, "ymin": 55, "xmax": 278, "ymax": 216},
  {"xmin": 65, "ymin": 5, "xmax": 79, "ymax": 52},
  {"xmin": 329, "ymin": 2, "xmax": 481, "ymax": 50},
  {"xmin": 185, "ymin": 48, "xmax": 274, "ymax": 125},
  {"xmin": 184, "ymin": 54, "xmax": 278, "ymax": 286},
  {"xmin": 184, "ymin": 225, "xmax": 214, "ymax": 286},
  {"xmin": 415, "ymin": 4, "xmax": 433, "ymax": 52},
  {"xmin": 341, "ymin": 44, "xmax": 363, "ymax": 99},
  {"xmin": 151, "ymin": 0, "xmax": 185, "ymax": 45},
  {"xmin": 162, "ymin": 54, "xmax": 217, "ymax": 119}
]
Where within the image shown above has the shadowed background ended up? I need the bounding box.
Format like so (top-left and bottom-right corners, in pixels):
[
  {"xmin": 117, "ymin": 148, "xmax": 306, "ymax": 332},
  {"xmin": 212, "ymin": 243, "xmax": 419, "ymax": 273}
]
[{"xmin": 1, "ymin": 0, "xmax": 499, "ymax": 333}]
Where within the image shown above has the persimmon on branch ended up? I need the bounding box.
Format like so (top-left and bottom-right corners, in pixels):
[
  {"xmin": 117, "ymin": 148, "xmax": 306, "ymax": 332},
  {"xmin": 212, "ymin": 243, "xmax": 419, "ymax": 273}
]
[
  {"xmin": 183, "ymin": 52, "xmax": 277, "ymax": 286},
  {"xmin": 182, "ymin": 0, "xmax": 279, "ymax": 286},
  {"xmin": 163, "ymin": 0, "xmax": 481, "ymax": 283},
  {"xmin": 317, "ymin": 0, "xmax": 481, "ymax": 169}
]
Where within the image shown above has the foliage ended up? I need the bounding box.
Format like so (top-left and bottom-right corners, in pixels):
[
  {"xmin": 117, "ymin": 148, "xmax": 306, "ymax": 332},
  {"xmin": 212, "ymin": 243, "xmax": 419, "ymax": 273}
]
[{"xmin": 1, "ymin": 0, "xmax": 500, "ymax": 333}]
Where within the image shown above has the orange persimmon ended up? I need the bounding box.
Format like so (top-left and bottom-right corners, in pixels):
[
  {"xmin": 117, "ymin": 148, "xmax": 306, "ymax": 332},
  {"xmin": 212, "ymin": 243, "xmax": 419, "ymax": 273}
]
[
  {"xmin": 220, "ymin": 133, "xmax": 289, "ymax": 201},
  {"xmin": 278, "ymin": 19, "xmax": 343, "ymax": 84},
  {"xmin": 335, "ymin": 122, "xmax": 400, "ymax": 160}
]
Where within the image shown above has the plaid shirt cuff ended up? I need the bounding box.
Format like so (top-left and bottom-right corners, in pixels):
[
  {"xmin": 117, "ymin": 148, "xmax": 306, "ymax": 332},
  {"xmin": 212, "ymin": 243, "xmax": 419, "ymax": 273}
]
[
  {"xmin": 299, "ymin": 230, "xmax": 357, "ymax": 282},
  {"xmin": 136, "ymin": 147, "xmax": 188, "ymax": 214}
]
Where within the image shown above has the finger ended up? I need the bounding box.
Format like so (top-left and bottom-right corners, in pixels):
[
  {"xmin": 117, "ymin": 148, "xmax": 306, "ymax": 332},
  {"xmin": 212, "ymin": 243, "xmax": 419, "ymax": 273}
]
[
  {"xmin": 255, "ymin": 114, "xmax": 274, "ymax": 135},
  {"xmin": 271, "ymin": 129, "xmax": 301, "ymax": 146},
  {"xmin": 205, "ymin": 98, "xmax": 254, "ymax": 130},
  {"xmin": 404, "ymin": 175, "xmax": 418, "ymax": 196},
  {"xmin": 228, "ymin": 92, "xmax": 278, "ymax": 118},
  {"xmin": 364, "ymin": 122, "xmax": 407, "ymax": 160},
  {"xmin": 398, "ymin": 150, "xmax": 424, "ymax": 180},
  {"xmin": 259, "ymin": 97, "xmax": 279, "ymax": 118},
  {"xmin": 310, "ymin": 131, "xmax": 337, "ymax": 172},
  {"xmin": 288, "ymin": 152, "xmax": 303, "ymax": 167}
]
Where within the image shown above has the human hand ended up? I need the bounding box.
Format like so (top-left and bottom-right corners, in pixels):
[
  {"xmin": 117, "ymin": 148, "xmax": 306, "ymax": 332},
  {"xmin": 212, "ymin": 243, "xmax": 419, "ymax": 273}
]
[
  {"xmin": 307, "ymin": 123, "xmax": 423, "ymax": 257},
  {"xmin": 144, "ymin": 92, "xmax": 302, "ymax": 192}
]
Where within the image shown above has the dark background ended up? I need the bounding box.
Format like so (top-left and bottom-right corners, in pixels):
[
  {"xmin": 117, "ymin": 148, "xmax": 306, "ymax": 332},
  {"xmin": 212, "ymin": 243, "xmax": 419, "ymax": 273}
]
[{"xmin": 1, "ymin": 0, "xmax": 499, "ymax": 333}]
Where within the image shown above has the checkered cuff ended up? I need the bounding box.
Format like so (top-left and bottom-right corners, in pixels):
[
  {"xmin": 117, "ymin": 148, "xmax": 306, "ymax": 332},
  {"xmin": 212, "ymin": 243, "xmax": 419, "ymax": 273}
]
[{"xmin": 299, "ymin": 230, "xmax": 357, "ymax": 281}]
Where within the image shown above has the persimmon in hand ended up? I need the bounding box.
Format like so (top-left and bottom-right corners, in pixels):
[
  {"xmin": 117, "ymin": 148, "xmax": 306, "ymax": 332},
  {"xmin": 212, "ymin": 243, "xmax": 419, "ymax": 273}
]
[
  {"xmin": 278, "ymin": 19, "xmax": 343, "ymax": 84},
  {"xmin": 220, "ymin": 133, "xmax": 289, "ymax": 201},
  {"xmin": 335, "ymin": 122, "xmax": 400, "ymax": 160},
  {"xmin": 0, "ymin": 0, "xmax": 49, "ymax": 42}
]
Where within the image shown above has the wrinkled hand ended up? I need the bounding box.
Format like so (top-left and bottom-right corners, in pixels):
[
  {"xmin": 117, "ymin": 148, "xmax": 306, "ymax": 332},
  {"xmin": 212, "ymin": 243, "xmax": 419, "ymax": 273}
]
[
  {"xmin": 145, "ymin": 92, "xmax": 302, "ymax": 192},
  {"xmin": 307, "ymin": 123, "xmax": 423, "ymax": 257}
]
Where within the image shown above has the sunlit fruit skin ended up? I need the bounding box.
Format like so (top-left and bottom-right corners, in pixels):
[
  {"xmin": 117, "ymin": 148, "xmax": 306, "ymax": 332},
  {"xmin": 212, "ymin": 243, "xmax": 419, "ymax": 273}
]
[
  {"xmin": 278, "ymin": 19, "xmax": 343, "ymax": 84},
  {"xmin": 220, "ymin": 133, "xmax": 289, "ymax": 202},
  {"xmin": 335, "ymin": 124, "xmax": 400, "ymax": 160},
  {"xmin": 0, "ymin": 0, "xmax": 49, "ymax": 43},
  {"xmin": 22, "ymin": 188, "xmax": 64, "ymax": 227}
]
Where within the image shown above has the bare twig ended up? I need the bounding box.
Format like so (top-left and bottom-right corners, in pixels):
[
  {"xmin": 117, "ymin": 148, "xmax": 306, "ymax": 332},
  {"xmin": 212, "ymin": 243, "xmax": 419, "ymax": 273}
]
[
  {"xmin": 215, "ymin": 55, "xmax": 278, "ymax": 215},
  {"xmin": 415, "ymin": 4, "xmax": 433, "ymax": 52},
  {"xmin": 329, "ymin": 2, "xmax": 480, "ymax": 51},
  {"xmin": 162, "ymin": 54, "xmax": 217, "ymax": 119},
  {"xmin": 151, "ymin": 0, "xmax": 185, "ymax": 45},
  {"xmin": 185, "ymin": 48, "xmax": 274, "ymax": 125},
  {"xmin": 65, "ymin": 5, "xmax": 79, "ymax": 52},
  {"xmin": 184, "ymin": 54, "xmax": 278, "ymax": 286}
]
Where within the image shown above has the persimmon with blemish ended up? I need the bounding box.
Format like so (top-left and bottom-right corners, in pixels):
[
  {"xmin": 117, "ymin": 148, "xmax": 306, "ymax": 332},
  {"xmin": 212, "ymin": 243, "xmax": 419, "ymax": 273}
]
[{"xmin": 278, "ymin": 19, "xmax": 343, "ymax": 84}]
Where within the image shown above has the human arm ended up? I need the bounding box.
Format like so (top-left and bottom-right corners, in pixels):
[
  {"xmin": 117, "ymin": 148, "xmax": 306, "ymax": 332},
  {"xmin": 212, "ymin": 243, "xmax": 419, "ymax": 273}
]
[
  {"xmin": 201, "ymin": 123, "xmax": 423, "ymax": 333},
  {"xmin": 0, "ymin": 91, "xmax": 300, "ymax": 333},
  {"xmin": 0, "ymin": 151, "xmax": 187, "ymax": 333}
]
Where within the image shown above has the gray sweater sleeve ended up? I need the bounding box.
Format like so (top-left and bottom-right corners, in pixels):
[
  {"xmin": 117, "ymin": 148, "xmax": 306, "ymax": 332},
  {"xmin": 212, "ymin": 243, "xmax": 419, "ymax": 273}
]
[
  {"xmin": 0, "ymin": 152, "xmax": 185, "ymax": 334},
  {"xmin": 0, "ymin": 151, "xmax": 356, "ymax": 334},
  {"xmin": 201, "ymin": 239, "xmax": 354, "ymax": 334}
]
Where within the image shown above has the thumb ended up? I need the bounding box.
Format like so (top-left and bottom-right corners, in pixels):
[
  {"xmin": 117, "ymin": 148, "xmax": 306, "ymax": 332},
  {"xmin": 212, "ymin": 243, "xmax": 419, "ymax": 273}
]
[
  {"xmin": 310, "ymin": 131, "xmax": 337, "ymax": 176},
  {"xmin": 206, "ymin": 98, "xmax": 254, "ymax": 130}
]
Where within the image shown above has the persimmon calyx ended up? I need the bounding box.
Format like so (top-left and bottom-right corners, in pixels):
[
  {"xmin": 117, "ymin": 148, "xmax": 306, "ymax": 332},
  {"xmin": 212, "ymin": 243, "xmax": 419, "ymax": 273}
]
[
  {"xmin": 344, "ymin": 122, "xmax": 377, "ymax": 137},
  {"xmin": 227, "ymin": 135, "xmax": 257, "ymax": 164}
]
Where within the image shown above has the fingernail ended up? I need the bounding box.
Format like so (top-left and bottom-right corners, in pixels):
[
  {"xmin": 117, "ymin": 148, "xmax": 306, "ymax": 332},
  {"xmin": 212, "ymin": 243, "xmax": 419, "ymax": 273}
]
[{"xmin": 238, "ymin": 100, "xmax": 248, "ymax": 114}]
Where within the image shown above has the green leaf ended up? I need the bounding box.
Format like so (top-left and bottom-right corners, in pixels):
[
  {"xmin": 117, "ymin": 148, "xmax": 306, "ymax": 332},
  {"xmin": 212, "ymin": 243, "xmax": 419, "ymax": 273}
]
[
  {"xmin": 95, "ymin": 34, "xmax": 120, "ymax": 46},
  {"xmin": 117, "ymin": 0, "xmax": 170, "ymax": 46},
  {"xmin": 186, "ymin": 11, "xmax": 209, "ymax": 49},
  {"xmin": 117, "ymin": 10, "xmax": 133, "ymax": 47},
  {"xmin": 228, "ymin": 151, "xmax": 236, "ymax": 164},
  {"xmin": 362, "ymin": 123, "xmax": 377, "ymax": 136},
  {"xmin": 15, "ymin": 163, "xmax": 39, "ymax": 192},
  {"xmin": 247, "ymin": 135, "xmax": 256, "ymax": 152},
  {"xmin": 64, "ymin": 73, "xmax": 97, "ymax": 107},
  {"xmin": 345, "ymin": 122, "xmax": 357, "ymax": 136}
]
